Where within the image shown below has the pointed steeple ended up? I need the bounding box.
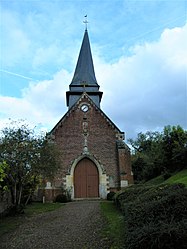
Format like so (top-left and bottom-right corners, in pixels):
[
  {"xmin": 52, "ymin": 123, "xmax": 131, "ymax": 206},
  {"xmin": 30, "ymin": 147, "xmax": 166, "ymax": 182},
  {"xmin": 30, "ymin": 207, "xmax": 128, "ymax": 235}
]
[
  {"xmin": 66, "ymin": 30, "xmax": 103, "ymax": 109},
  {"xmin": 70, "ymin": 30, "xmax": 98, "ymax": 86}
]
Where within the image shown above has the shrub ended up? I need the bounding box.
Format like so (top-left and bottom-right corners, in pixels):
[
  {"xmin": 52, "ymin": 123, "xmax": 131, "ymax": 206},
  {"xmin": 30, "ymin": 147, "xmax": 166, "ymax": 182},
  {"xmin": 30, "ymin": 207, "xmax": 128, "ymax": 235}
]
[
  {"xmin": 125, "ymin": 221, "xmax": 187, "ymax": 249},
  {"xmin": 4, "ymin": 204, "xmax": 25, "ymax": 216},
  {"xmin": 115, "ymin": 184, "xmax": 187, "ymax": 249},
  {"xmin": 107, "ymin": 191, "xmax": 116, "ymax": 201},
  {"xmin": 55, "ymin": 194, "xmax": 67, "ymax": 203},
  {"xmin": 163, "ymin": 172, "xmax": 172, "ymax": 180},
  {"xmin": 114, "ymin": 184, "xmax": 152, "ymax": 209}
]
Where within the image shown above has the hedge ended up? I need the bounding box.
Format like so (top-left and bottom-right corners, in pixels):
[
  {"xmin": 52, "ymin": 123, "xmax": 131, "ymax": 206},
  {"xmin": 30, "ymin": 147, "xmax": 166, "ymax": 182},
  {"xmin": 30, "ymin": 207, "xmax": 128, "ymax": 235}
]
[{"xmin": 114, "ymin": 183, "xmax": 187, "ymax": 249}]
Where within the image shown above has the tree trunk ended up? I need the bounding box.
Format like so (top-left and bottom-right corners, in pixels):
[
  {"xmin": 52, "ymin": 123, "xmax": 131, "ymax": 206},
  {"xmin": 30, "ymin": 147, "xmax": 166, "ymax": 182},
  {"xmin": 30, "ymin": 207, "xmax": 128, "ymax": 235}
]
[
  {"xmin": 25, "ymin": 193, "xmax": 31, "ymax": 206},
  {"xmin": 10, "ymin": 187, "xmax": 15, "ymax": 205},
  {"xmin": 14, "ymin": 183, "xmax": 17, "ymax": 205},
  {"xmin": 18, "ymin": 185, "xmax": 22, "ymax": 205}
]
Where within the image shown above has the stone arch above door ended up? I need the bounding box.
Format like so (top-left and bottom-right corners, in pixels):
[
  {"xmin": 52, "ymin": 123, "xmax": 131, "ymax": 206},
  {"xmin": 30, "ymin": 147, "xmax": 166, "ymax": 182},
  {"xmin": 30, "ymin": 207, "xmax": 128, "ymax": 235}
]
[
  {"xmin": 68, "ymin": 154, "xmax": 106, "ymax": 176},
  {"xmin": 65, "ymin": 154, "xmax": 108, "ymax": 199}
]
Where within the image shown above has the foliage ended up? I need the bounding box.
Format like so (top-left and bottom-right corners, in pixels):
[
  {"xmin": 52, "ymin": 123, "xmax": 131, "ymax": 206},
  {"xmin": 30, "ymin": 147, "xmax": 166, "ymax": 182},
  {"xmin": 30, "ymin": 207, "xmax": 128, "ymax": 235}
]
[
  {"xmin": 55, "ymin": 194, "xmax": 68, "ymax": 203},
  {"xmin": 0, "ymin": 161, "xmax": 9, "ymax": 191},
  {"xmin": 129, "ymin": 125, "xmax": 187, "ymax": 182},
  {"xmin": 114, "ymin": 184, "xmax": 151, "ymax": 209},
  {"xmin": 0, "ymin": 120, "xmax": 60, "ymax": 213},
  {"xmin": 114, "ymin": 184, "xmax": 187, "ymax": 249},
  {"xmin": 107, "ymin": 191, "xmax": 116, "ymax": 201},
  {"xmin": 162, "ymin": 126, "xmax": 187, "ymax": 172}
]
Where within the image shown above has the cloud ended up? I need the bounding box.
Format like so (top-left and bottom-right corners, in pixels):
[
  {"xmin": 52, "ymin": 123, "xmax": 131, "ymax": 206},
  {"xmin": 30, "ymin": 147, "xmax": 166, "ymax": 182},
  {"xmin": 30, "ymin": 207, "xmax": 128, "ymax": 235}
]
[
  {"xmin": 0, "ymin": 69, "xmax": 71, "ymax": 129},
  {"xmin": 1, "ymin": 9, "xmax": 31, "ymax": 68},
  {"xmin": 22, "ymin": 69, "xmax": 71, "ymax": 117},
  {"xmin": 96, "ymin": 24, "xmax": 187, "ymax": 138},
  {"xmin": 1, "ymin": 24, "xmax": 186, "ymax": 140},
  {"xmin": 1, "ymin": 5, "xmax": 82, "ymax": 73}
]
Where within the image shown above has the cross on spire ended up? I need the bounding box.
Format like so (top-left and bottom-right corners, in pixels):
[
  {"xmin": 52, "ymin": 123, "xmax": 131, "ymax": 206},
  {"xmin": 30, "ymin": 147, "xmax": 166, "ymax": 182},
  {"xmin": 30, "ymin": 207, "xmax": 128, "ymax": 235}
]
[{"xmin": 83, "ymin": 15, "xmax": 88, "ymax": 30}]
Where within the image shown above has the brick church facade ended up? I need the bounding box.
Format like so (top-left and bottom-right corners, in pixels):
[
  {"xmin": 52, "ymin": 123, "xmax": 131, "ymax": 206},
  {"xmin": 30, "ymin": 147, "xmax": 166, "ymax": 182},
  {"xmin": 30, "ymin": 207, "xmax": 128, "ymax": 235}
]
[{"xmin": 43, "ymin": 29, "xmax": 133, "ymax": 201}]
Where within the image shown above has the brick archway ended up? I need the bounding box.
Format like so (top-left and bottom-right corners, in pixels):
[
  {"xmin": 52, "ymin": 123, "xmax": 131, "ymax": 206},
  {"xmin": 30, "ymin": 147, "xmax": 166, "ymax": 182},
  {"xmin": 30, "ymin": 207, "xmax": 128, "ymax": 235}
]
[{"xmin": 74, "ymin": 158, "xmax": 99, "ymax": 198}]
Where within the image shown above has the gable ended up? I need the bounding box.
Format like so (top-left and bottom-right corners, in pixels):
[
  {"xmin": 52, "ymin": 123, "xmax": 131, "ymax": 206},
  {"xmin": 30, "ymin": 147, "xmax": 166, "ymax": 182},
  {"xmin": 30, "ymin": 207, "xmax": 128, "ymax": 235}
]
[{"xmin": 49, "ymin": 92, "xmax": 125, "ymax": 139}]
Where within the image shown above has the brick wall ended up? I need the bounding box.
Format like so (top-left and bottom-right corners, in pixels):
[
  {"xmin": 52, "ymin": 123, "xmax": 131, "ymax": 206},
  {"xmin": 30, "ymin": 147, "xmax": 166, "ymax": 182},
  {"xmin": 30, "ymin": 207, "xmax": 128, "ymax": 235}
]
[{"xmin": 48, "ymin": 93, "xmax": 133, "ymax": 199}]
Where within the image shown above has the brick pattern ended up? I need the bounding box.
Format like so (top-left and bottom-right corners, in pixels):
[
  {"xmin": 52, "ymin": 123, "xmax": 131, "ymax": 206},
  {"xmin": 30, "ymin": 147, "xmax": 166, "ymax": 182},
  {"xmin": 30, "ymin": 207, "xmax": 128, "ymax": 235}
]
[{"xmin": 47, "ymin": 93, "xmax": 133, "ymax": 200}]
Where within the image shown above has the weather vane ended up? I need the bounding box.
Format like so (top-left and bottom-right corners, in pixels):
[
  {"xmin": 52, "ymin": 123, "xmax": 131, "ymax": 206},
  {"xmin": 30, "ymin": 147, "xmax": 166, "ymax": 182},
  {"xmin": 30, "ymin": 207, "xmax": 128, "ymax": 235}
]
[{"xmin": 83, "ymin": 15, "xmax": 88, "ymax": 30}]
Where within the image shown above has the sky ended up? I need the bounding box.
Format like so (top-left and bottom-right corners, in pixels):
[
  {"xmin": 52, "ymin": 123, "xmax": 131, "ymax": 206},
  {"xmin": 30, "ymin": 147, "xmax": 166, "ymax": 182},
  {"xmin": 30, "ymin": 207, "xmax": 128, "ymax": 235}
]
[{"xmin": 0, "ymin": 0, "xmax": 187, "ymax": 141}]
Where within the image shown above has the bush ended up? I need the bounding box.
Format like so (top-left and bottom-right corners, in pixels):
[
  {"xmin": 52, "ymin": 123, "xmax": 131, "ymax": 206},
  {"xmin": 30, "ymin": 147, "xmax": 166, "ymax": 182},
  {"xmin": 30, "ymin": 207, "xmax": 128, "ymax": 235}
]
[
  {"xmin": 107, "ymin": 191, "xmax": 116, "ymax": 201},
  {"xmin": 163, "ymin": 172, "xmax": 171, "ymax": 180},
  {"xmin": 4, "ymin": 204, "xmax": 25, "ymax": 216},
  {"xmin": 114, "ymin": 184, "xmax": 152, "ymax": 209},
  {"xmin": 55, "ymin": 194, "xmax": 67, "ymax": 203},
  {"xmin": 125, "ymin": 221, "xmax": 187, "ymax": 249},
  {"xmin": 115, "ymin": 184, "xmax": 187, "ymax": 249}
]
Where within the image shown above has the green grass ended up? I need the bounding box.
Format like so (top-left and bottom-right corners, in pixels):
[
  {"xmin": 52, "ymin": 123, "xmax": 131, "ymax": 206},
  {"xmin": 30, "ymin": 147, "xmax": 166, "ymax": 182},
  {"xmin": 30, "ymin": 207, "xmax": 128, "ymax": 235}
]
[
  {"xmin": 100, "ymin": 170, "xmax": 187, "ymax": 248},
  {"xmin": 100, "ymin": 201, "xmax": 125, "ymax": 249},
  {"xmin": 145, "ymin": 169, "xmax": 187, "ymax": 187},
  {"xmin": 0, "ymin": 202, "xmax": 63, "ymax": 237},
  {"xmin": 24, "ymin": 202, "xmax": 63, "ymax": 216},
  {"xmin": 164, "ymin": 169, "xmax": 187, "ymax": 186},
  {"xmin": 0, "ymin": 216, "xmax": 22, "ymax": 237},
  {"xmin": 144, "ymin": 175, "xmax": 165, "ymax": 185}
]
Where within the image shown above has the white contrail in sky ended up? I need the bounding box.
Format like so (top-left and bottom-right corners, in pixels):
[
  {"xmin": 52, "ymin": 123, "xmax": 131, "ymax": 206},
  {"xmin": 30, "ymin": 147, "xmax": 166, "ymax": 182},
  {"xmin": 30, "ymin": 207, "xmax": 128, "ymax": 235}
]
[
  {"xmin": 0, "ymin": 69, "xmax": 36, "ymax": 81},
  {"xmin": 126, "ymin": 15, "xmax": 186, "ymax": 43}
]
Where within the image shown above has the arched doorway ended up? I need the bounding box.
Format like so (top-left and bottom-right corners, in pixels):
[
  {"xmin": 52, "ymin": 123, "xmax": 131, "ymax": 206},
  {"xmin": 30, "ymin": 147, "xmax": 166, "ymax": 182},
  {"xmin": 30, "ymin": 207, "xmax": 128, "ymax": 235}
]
[{"xmin": 74, "ymin": 158, "xmax": 99, "ymax": 198}]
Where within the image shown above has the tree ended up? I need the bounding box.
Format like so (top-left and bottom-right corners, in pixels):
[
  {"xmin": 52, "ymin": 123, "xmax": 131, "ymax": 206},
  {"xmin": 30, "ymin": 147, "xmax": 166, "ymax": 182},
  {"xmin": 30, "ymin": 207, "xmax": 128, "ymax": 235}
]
[
  {"xmin": 129, "ymin": 131, "xmax": 163, "ymax": 181},
  {"xmin": 0, "ymin": 161, "xmax": 9, "ymax": 191},
  {"xmin": 129, "ymin": 126, "xmax": 187, "ymax": 182},
  {"xmin": 0, "ymin": 121, "xmax": 60, "ymax": 213},
  {"xmin": 162, "ymin": 125, "xmax": 187, "ymax": 173}
]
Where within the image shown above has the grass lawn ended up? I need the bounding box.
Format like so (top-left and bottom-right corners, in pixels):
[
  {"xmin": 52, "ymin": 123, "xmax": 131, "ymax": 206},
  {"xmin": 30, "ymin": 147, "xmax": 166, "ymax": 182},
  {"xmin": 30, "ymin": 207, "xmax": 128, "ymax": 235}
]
[
  {"xmin": 145, "ymin": 169, "xmax": 187, "ymax": 187},
  {"xmin": 144, "ymin": 175, "xmax": 165, "ymax": 185},
  {"xmin": 24, "ymin": 202, "xmax": 63, "ymax": 216},
  {"xmin": 0, "ymin": 202, "xmax": 63, "ymax": 237},
  {"xmin": 99, "ymin": 169, "xmax": 187, "ymax": 248},
  {"xmin": 164, "ymin": 169, "xmax": 187, "ymax": 186},
  {"xmin": 100, "ymin": 201, "xmax": 125, "ymax": 249}
]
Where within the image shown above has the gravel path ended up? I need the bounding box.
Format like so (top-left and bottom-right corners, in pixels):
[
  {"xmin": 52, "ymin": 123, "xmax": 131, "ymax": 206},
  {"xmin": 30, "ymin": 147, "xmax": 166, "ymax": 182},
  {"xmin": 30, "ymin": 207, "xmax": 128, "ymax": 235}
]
[{"xmin": 0, "ymin": 201, "xmax": 112, "ymax": 249}]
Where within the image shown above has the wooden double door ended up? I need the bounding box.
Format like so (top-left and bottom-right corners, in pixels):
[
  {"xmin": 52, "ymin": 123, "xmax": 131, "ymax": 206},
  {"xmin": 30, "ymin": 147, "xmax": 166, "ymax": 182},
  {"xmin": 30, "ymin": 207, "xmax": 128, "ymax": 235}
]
[{"xmin": 74, "ymin": 158, "xmax": 99, "ymax": 198}]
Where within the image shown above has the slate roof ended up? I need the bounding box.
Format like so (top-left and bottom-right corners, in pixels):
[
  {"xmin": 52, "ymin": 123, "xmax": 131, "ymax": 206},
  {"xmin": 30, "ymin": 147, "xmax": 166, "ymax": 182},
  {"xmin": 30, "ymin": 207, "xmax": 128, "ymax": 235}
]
[{"xmin": 70, "ymin": 30, "xmax": 98, "ymax": 86}]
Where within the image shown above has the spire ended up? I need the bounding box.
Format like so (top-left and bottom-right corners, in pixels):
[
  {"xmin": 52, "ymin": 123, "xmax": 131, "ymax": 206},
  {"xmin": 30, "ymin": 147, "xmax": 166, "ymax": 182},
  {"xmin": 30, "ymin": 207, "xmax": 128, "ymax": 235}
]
[
  {"xmin": 70, "ymin": 30, "xmax": 98, "ymax": 86},
  {"xmin": 66, "ymin": 29, "xmax": 103, "ymax": 109}
]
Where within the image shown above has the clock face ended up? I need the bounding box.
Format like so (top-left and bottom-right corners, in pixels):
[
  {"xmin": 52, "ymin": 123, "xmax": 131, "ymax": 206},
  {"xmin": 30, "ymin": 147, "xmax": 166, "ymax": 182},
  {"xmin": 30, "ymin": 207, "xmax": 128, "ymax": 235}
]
[{"xmin": 81, "ymin": 104, "xmax": 89, "ymax": 112}]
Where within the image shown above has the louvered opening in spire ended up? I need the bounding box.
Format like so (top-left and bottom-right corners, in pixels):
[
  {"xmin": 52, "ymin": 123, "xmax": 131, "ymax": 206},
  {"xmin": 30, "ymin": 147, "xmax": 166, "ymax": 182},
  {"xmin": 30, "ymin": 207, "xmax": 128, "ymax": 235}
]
[{"xmin": 70, "ymin": 30, "xmax": 98, "ymax": 86}]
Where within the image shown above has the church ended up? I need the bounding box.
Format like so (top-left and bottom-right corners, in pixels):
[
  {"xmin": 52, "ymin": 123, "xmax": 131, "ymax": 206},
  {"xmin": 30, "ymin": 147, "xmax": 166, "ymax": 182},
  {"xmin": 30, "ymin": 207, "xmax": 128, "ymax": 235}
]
[{"xmin": 43, "ymin": 28, "xmax": 133, "ymax": 201}]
